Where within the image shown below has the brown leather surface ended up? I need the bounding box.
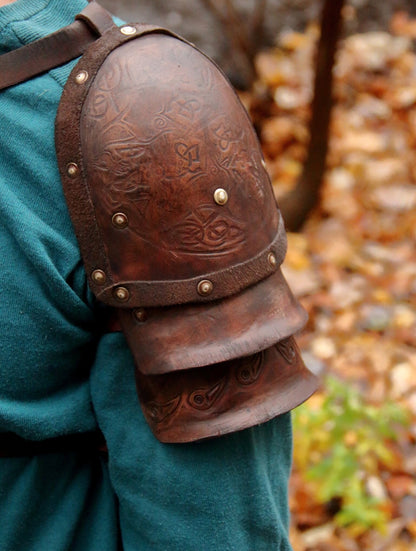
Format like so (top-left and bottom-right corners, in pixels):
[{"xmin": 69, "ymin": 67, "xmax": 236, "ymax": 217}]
[
  {"xmin": 0, "ymin": 2, "xmax": 115, "ymax": 91},
  {"xmin": 119, "ymin": 267, "xmax": 308, "ymax": 375},
  {"xmin": 137, "ymin": 337, "xmax": 318, "ymax": 443},
  {"xmin": 76, "ymin": 1, "xmax": 115, "ymax": 36},
  {"xmin": 55, "ymin": 21, "xmax": 319, "ymax": 442}
]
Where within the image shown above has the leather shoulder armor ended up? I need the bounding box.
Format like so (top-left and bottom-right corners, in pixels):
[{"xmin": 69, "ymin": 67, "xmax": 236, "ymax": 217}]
[{"xmin": 56, "ymin": 15, "xmax": 318, "ymax": 442}]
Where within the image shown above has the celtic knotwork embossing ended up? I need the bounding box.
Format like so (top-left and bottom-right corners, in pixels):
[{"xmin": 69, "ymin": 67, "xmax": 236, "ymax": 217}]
[
  {"xmin": 96, "ymin": 144, "xmax": 144, "ymax": 179},
  {"xmin": 276, "ymin": 338, "xmax": 297, "ymax": 364},
  {"xmin": 211, "ymin": 120, "xmax": 242, "ymax": 151},
  {"xmin": 152, "ymin": 97, "xmax": 201, "ymax": 132},
  {"xmin": 188, "ymin": 378, "xmax": 226, "ymax": 411},
  {"xmin": 235, "ymin": 352, "xmax": 265, "ymax": 386},
  {"xmin": 175, "ymin": 142, "xmax": 201, "ymax": 176},
  {"xmin": 92, "ymin": 144, "xmax": 154, "ymax": 212},
  {"xmin": 95, "ymin": 61, "xmax": 123, "ymax": 92},
  {"xmin": 87, "ymin": 63, "xmax": 124, "ymax": 120},
  {"xmin": 174, "ymin": 98, "xmax": 201, "ymax": 120},
  {"xmin": 145, "ymin": 395, "xmax": 181, "ymax": 424},
  {"xmin": 169, "ymin": 206, "xmax": 245, "ymax": 254},
  {"xmin": 90, "ymin": 92, "xmax": 109, "ymax": 119},
  {"xmin": 153, "ymin": 114, "xmax": 169, "ymax": 130},
  {"xmin": 208, "ymin": 116, "xmax": 266, "ymax": 201},
  {"xmin": 214, "ymin": 147, "xmax": 258, "ymax": 184}
]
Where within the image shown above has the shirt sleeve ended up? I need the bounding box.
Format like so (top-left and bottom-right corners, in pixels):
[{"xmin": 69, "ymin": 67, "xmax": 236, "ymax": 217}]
[{"xmin": 90, "ymin": 331, "xmax": 294, "ymax": 551}]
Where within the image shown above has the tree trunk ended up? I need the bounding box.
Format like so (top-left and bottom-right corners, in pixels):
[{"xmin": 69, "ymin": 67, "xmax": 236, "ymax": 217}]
[{"xmin": 279, "ymin": 0, "xmax": 345, "ymax": 231}]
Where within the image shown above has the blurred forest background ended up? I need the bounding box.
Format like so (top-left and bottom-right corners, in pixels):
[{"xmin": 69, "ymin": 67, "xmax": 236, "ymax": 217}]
[{"xmin": 102, "ymin": 1, "xmax": 416, "ymax": 549}]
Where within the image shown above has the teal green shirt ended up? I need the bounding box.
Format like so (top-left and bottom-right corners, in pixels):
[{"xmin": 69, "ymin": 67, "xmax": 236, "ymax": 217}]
[{"xmin": 0, "ymin": 0, "xmax": 294, "ymax": 549}]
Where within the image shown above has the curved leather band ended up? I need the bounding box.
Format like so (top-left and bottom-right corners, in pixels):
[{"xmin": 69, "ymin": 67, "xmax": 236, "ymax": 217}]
[
  {"xmin": 94, "ymin": 218, "xmax": 286, "ymax": 308},
  {"xmin": 0, "ymin": 1, "xmax": 114, "ymax": 91},
  {"xmin": 135, "ymin": 337, "xmax": 318, "ymax": 442}
]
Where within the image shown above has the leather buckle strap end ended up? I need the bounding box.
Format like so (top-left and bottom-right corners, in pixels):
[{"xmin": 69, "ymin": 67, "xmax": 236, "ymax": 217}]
[
  {"xmin": 0, "ymin": 1, "xmax": 115, "ymax": 91},
  {"xmin": 76, "ymin": 1, "xmax": 116, "ymax": 36}
]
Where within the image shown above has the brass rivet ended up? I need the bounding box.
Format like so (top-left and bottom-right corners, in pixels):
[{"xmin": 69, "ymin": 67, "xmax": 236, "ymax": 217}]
[
  {"xmin": 213, "ymin": 188, "xmax": 228, "ymax": 206},
  {"xmin": 133, "ymin": 308, "xmax": 147, "ymax": 322},
  {"xmin": 197, "ymin": 279, "xmax": 213, "ymax": 296},
  {"xmin": 92, "ymin": 269, "xmax": 106, "ymax": 285},
  {"xmin": 114, "ymin": 286, "xmax": 130, "ymax": 302},
  {"xmin": 120, "ymin": 25, "xmax": 137, "ymax": 36},
  {"xmin": 67, "ymin": 162, "xmax": 79, "ymax": 178},
  {"xmin": 268, "ymin": 252, "xmax": 277, "ymax": 268},
  {"xmin": 112, "ymin": 212, "xmax": 129, "ymax": 229},
  {"xmin": 75, "ymin": 70, "xmax": 88, "ymax": 84}
]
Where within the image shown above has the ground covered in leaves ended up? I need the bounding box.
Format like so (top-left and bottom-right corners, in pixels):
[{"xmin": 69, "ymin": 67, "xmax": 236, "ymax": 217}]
[{"xmin": 245, "ymin": 11, "xmax": 416, "ymax": 551}]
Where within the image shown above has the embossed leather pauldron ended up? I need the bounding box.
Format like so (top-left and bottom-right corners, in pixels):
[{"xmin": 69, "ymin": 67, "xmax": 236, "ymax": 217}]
[{"xmin": 55, "ymin": 17, "xmax": 318, "ymax": 442}]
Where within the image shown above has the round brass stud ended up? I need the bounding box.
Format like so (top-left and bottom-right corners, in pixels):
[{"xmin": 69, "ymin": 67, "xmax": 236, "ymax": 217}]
[
  {"xmin": 114, "ymin": 286, "xmax": 130, "ymax": 302},
  {"xmin": 213, "ymin": 188, "xmax": 228, "ymax": 206},
  {"xmin": 133, "ymin": 308, "xmax": 147, "ymax": 322},
  {"xmin": 120, "ymin": 25, "xmax": 137, "ymax": 36},
  {"xmin": 112, "ymin": 212, "xmax": 129, "ymax": 229},
  {"xmin": 268, "ymin": 252, "xmax": 277, "ymax": 268},
  {"xmin": 75, "ymin": 70, "xmax": 88, "ymax": 84},
  {"xmin": 197, "ymin": 279, "xmax": 213, "ymax": 296},
  {"xmin": 92, "ymin": 269, "xmax": 106, "ymax": 285},
  {"xmin": 67, "ymin": 162, "xmax": 79, "ymax": 178}
]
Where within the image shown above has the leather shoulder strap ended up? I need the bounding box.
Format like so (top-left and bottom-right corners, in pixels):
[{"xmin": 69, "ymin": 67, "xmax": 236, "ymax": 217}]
[{"xmin": 0, "ymin": 1, "xmax": 115, "ymax": 91}]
